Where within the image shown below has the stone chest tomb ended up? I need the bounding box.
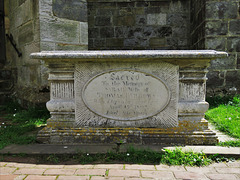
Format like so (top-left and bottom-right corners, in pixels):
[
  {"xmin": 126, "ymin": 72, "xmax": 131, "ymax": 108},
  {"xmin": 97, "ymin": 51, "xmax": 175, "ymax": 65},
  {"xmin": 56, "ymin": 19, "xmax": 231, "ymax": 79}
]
[{"xmin": 31, "ymin": 50, "xmax": 227, "ymax": 145}]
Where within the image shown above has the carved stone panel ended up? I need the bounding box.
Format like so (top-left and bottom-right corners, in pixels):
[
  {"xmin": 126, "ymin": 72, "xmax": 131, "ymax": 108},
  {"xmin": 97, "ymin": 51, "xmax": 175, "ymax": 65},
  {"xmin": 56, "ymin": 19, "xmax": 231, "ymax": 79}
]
[
  {"xmin": 75, "ymin": 62, "xmax": 178, "ymax": 128},
  {"xmin": 82, "ymin": 70, "xmax": 170, "ymax": 121}
]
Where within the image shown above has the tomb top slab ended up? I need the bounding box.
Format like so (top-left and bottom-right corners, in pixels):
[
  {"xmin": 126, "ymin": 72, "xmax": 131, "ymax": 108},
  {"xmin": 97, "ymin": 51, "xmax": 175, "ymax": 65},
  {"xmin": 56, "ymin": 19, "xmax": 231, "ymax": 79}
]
[{"xmin": 31, "ymin": 50, "xmax": 227, "ymax": 60}]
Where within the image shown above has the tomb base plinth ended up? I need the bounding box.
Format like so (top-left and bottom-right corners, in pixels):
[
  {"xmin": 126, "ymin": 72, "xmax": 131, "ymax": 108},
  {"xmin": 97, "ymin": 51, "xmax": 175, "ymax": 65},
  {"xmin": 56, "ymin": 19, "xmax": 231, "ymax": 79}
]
[
  {"xmin": 31, "ymin": 50, "xmax": 227, "ymax": 145},
  {"xmin": 37, "ymin": 126, "xmax": 217, "ymax": 145}
]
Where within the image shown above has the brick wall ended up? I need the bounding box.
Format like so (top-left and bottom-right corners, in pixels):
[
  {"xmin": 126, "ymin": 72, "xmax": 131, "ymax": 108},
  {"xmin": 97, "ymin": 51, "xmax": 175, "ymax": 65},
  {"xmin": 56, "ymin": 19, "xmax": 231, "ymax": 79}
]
[{"xmin": 88, "ymin": 0, "xmax": 190, "ymax": 50}]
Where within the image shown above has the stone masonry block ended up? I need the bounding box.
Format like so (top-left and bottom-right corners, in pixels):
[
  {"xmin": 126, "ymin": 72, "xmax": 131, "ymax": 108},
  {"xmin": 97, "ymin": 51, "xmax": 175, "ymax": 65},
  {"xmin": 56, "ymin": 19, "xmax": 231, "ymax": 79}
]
[
  {"xmin": 227, "ymin": 38, "xmax": 240, "ymax": 52},
  {"xmin": 169, "ymin": 0, "xmax": 189, "ymax": 13},
  {"xmin": 94, "ymin": 39, "xmax": 106, "ymax": 48},
  {"xmin": 80, "ymin": 22, "xmax": 88, "ymax": 45},
  {"xmin": 18, "ymin": 22, "xmax": 34, "ymax": 46},
  {"xmin": 135, "ymin": 2, "xmax": 149, "ymax": 7},
  {"xmin": 167, "ymin": 14, "xmax": 188, "ymax": 27},
  {"xmin": 209, "ymin": 53, "xmax": 236, "ymax": 70},
  {"xmin": 206, "ymin": 37, "xmax": 226, "ymax": 51},
  {"xmin": 124, "ymin": 38, "xmax": 137, "ymax": 47},
  {"xmin": 39, "ymin": 0, "xmax": 53, "ymax": 17},
  {"xmin": 18, "ymin": 0, "xmax": 27, "ymax": 6},
  {"xmin": 226, "ymin": 70, "xmax": 240, "ymax": 88},
  {"xmin": 207, "ymin": 71, "xmax": 224, "ymax": 87},
  {"xmin": 229, "ymin": 20, "xmax": 240, "ymax": 35},
  {"xmin": 172, "ymin": 27, "xmax": 186, "ymax": 38},
  {"xmin": 149, "ymin": 38, "xmax": 166, "ymax": 47},
  {"xmin": 147, "ymin": 14, "xmax": 167, "ymax": 26},
  {"xmin": 95, "ymin": 16, "xmax": 112, "ymax": 26},
  {"xmin": 116, "ymin": 15, "xmax": 135, "ymax": 26},
  {"xmin": 145, "ymin": 7, "xmax": 162, "ymax": 14},
  {"xmin": 205, "ymin": 21, "xmax": 228, "ymax": 36},
  {"xmin": 89, "ymin": 28, "xmax": 99, "ymax": 38},
  {"xmin": 55, "ymin": 44, "xmax": 87, "ymax": 51},
  {"xmin": 21, "ymin": 42, "xmax": 40, "ymax": 66},
  {"xmin": 100, "ymin": 27, "xmax": 114, "ymax": 38},
  {"xmin": 96, "ymin": 2, "xmax": 116, "ymax": 9},
  {"xmin": 143, "ymin": 26, "xmax": 155, "ymax": 38},
  {"xmin": 206, "ymin": 1, "xmax": 238, "ymax": 19},
  {"xmin": 96, "ymin": 8, "xmax": 117, "ymax": 16},
  {"xmin": 40, "ymin": 41, "xmax": 56, "ymax": 51},
  {"xmin": 106, "ymin": 38, "xmax": 123, "ymax": 47},
  {"xmin": 13, "ymin": 0, "xmax": 33, "ymax": 28},
  {"xmin": 157, "ymin": 27, "xmax": 172, "ymax": 37},
  {"xmin": 114, "ymin": 27, "xmax": 128, "ymax": 38},
  {"xmin": 127, "ymin": 27, "xmax": 142, "ymax": 39},
  {"xmin": 53, "ymin": 0, "xmax": 87, "ymax": 22},
  {"xmin": 136, "ymin": 15, "xmax": 147, "ymax": 25},
  {"xmin": 237, "ymin": 54, "xmax": 240, "ymax": 69},
  {"xmin": 40, "ymin": 17, "xmax": 80, "ymax": 43},
  {"xmin": 9, "ymin": 0, "xmax": 18, "ymax": 12},
  {"xmin": 116, "ymin": 2, "xmax": 135, "ymax": 8}
]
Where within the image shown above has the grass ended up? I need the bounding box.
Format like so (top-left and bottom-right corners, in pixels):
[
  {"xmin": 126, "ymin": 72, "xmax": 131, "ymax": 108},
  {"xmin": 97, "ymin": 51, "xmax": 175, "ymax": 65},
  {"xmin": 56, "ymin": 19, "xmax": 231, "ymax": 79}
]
[
  {"xmin": 206, "ymin": 95, "xmax": 240, "ymax": 147},
  {"xmin": 217, "ymin": 140, "xmax": 240, "ymax": 147},
  {"xmin": 206, "ymin": 96, "xmax": 240, "ymax": 139},
  {"xmin": 0, "ymin": 100, "xmax": 49, "ymax": 150}
]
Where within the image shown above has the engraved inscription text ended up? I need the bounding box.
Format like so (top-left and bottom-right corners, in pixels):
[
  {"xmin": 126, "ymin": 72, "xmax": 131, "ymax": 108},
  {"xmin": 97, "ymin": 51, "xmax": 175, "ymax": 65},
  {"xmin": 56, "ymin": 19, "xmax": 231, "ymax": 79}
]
[{"xmin": 82, "ymin": 70, "xmax": 170, "ymax": 120}]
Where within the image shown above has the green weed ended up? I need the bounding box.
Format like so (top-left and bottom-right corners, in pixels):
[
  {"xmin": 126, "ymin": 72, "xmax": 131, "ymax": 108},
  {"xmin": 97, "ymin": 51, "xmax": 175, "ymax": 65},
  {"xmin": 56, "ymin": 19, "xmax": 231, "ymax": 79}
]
[
  {"xmin": 217, "ymin": 140, "xmax": 240, "ymax": 147},
  {"xmin": 160, "ymin": 148, "xmax": 212, "ymax": 166},
  {"xmin": 46, "ymin": 154, "xmax": 60, "ymax": 163},
  {"xmin": 206, "ymin": 95, "xmax": 240, "ymax": 139}
]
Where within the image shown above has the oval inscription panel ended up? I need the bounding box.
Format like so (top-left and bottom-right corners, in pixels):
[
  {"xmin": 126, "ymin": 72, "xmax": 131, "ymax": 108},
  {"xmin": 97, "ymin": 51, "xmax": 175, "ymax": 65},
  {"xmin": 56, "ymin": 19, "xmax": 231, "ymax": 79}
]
[{"xmin": 82, "ymin": 70, "xmax": 170, "ymax": 120}]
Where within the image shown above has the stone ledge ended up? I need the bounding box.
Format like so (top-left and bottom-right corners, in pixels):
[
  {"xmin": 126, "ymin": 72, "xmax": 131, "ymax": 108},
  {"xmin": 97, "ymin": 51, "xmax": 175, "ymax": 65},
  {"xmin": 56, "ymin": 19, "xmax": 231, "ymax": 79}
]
[{"xmin": 30, "ymin": 50, "xmax": 228, "ymax": 60}]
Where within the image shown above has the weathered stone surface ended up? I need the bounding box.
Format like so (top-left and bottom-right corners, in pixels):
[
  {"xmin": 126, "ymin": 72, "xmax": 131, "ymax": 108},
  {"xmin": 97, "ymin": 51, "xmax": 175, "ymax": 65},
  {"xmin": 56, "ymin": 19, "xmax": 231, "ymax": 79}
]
[
  {"xmin": 95, "ymin": 16, "xmax": 111, "ymax": 26},
  {"xmin": 135, "ymin": 15, "xmax": 146, "ymax": 25},
  {"xmin": 116, "ymin": 15, "xmax": 135, "ymax": 26},
  {"xmin": 167, "ymin": 14, "xmax": 188, "ymax": 27},
  {"xmin": 147, "ymin": 14, "xmax": 167, "ymax": 25},
  {"xmin": 80, "ymin": 22, "xmax": 88, "ymax": 45},
  {"xmin": 209, "ymin": 53, "xmax": 236, "ymax": 70},
  {"xmin": 31, "ymin": 50, "xmax": 227, "ymax": 145},
  {"xmin": 229, "ymin": 20, "xmax": 240, "ymax": 35},
  {"xmin": 100, "ymin": 27, "xmax": 114, "ymax": 38},
  {"xmin": 31, "ymin": 50, "xmax": 227, "ymax": 60},
  {"xmin": 157, "ymin": 27, "xmax": 172, "ymax": 37},
  {"xmin": 206, "ymin": 2, "xmax": 238, "ymax": 19},
  {"xmin": 89, "ymin": 28, "xmax": 99, "ymax": 38},
  {"xmin": 40, "ymin": 17, "xmax": 80, "ymax": 43},
  {"xmin": 88, "ymin": 1, "xmax": 190, "ymax": 50},
  {"xmin": 237, "ymin": 54, "xmax": 240, "ymax": 69},
  {"xmin": 75, "ymin": 61, "xmax": 178, "ymax": 128},
  {"xmin": 206, "ymin": 38, "xmax": 226, "ymax": 51},
  {"xmin": 205, "ymin": 21, "xmax": 228, "ymax": 36},
  {"xmin": 226, "ymin": 70, "xmax": 240, "ymax": 87},
  {"xmin": 207, "ymin": 71, "xmax": 224, "ymax": 87},
  {"xmin": 18, "ymin": 22, "xmax": 34, "ymax": 45},
  {"xmin": 149, "ymin": 38, "xmax": 166, "ymax": 47},
  {"xmin": 227, "ymin": 38, "xmax": 240, "ymax": 52},
  {"xmin": 106, "ymin": 38, "xmax": 123, "ymax": 47},
  {"xmin": 82, "ymin": 70, "xmax": 170, "ymax": 121},
  {"xmin": 52, "ymin": 0, "xmax": 87, "ymax": 22}
]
